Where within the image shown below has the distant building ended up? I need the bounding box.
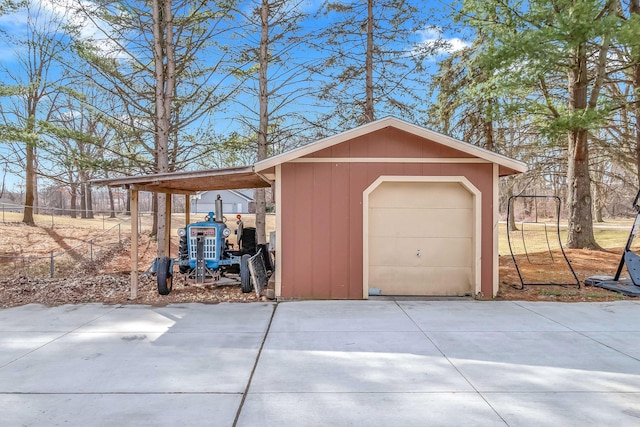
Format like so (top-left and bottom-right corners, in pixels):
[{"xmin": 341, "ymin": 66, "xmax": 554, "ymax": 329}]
[{"xmin": 190, "ymin": 190, "xmax": 254, "ymax": 215}]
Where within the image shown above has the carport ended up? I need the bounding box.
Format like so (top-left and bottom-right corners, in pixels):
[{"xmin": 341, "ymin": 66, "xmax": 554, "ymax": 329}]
[{"xmin": 93, "ymin": 166, "xmax": 272, "ymax": 299}]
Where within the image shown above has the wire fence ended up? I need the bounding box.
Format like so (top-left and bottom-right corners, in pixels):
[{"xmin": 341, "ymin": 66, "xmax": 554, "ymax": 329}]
[
  {"xmin": 0, "ymin": 203, "xmax": 273, "ymax": 280},
  {"xmin": 0, "ymin": 221, "xmax": 130, "ymax": 280},
  {"xmin": 0, "ymin": 202, "xmax": 157, "ymax": 232}
]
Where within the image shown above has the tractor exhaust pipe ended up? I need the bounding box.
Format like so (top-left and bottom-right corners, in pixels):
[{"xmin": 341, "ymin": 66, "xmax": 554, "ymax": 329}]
[{"xmin": 215, "ymin": 194, "xmax": 223, "ymax": 223}]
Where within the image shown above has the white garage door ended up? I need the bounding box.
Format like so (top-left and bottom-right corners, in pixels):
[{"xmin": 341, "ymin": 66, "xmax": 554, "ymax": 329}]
[{"xmin": 368, "ymin": 181, "xmax": 475, "ymax": 296}]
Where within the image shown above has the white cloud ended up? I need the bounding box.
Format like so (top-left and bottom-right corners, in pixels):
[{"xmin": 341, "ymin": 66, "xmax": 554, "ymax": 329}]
[
  {"xmin": 414, "ymin": 27, "xmax": 469, "ymax": 57},
  {"xmin": 0, "ymin": 0, "xmax": 128, "ymax": 60},
  {"xmin": 46, "ymin": 0, "xmax": 128, "ymax": 58},
  {"xmin": 0, "ymin": 9, "xmax": 29, "ymax": 29}
]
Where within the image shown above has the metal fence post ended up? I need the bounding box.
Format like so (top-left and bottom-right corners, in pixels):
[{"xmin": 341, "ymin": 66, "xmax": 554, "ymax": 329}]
[
  {"xmin": 50, "ymin": 251, "xmax": 54, "ymax": 278},
  {"xmin": 90, "ymin": 241, "xmax": 94, "ymax": 261},
  {"xmin": 2, "ymin": 204, "xmax": 4, "ymax": 223},
  {"xmin": 51, "ymin": 210, "xmax": 54, "ymax": 228}
]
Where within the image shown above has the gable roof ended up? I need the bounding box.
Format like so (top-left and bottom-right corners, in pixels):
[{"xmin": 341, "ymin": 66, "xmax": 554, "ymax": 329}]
[{"xmin": 254, "ymin": 116, "xmax": 527, "ymax": 176}]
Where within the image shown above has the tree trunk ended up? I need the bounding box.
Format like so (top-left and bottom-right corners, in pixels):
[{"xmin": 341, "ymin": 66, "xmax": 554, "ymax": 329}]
[
  {"xmin": 255, "ymin": 0, "xmax": 270, "ymax": 245},
  {"xmin": 364, "ymin": 0, "xmax": 374, "ymax": 123},
  {"xmin": 80, "ymin": 182, "xmax": 87, "ymax": 219},
  {"xmin": 631, "ymin": 0, "xmax": 640, "ymax": 187},
  {"xmin": 507, "ymin": 185, "xmax": 517, "ymax": 232},
  {"xmin": 565, "ymin": 42, "xmax": 598, "ymax": 249},
  {"xmin": 32, "ymin": 152, "xmax": 38, "ymax": 214},
  {"xmin": 70, "ymin": 183, "xmax": 77, "ymax": 219},
  {"xmin": 634, "ymin": 56, "xmax": 640, "ymax": 189},
  {"xmin": 22, "ymin": 142, "xmax": 35, "ymax": 225},
  {"xmin": 125, "ymin": 189, "xmax": 131, "ymax": 216},
  {"xmin": 0, "ymin": 168, "xmax": 6, "ymax": 198},
  {"xmin": 593, "ymin": 164, "xmax": 605, "ymax": 223},
  {"xmin": 483, "ymin": 98, "xmax": 494, "ymax": 151},
  {"xmin": 86, "ymin": 182, "xmax": 94, "ymax": 219},
  {"xmin": 151, "ymin": 192, "xmax": 158, "ymax": 238},
  {"xmin": 152, "ymin": 0, "xmax": 175, "ymax": 256},
  {"xmin": 566, "ymin": 128, "xmax": 597, "ymax": 248},
  {"xmin": 593, "ymin": 184, "xmax": 604, "ymax": 223},
  {"xmin": 636, "ymin": 63, "xmax": 640, "ymax": 188},
  {"xmin": 108, "ymin": 187, "xmax": 116, "ymax": 218}
]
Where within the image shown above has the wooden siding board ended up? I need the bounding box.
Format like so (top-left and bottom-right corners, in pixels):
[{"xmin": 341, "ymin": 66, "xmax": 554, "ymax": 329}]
[
  {"xmin": 284, "ymin": 163, "xmax": 315, "ymax": 298},
  {"xmin": 300, "ymin": 128, "xmax": 478, "ymax": 160},
  {"xmin": 403, "ymin": 163, "xmax": 423, "ymax": 176},
  {"xmin": 280, "ymin": 164, "xmax": 297, "ymax": 298},
  {"xmin": 312, "ymin": 163, "xmax": 333, "ymax": 298},
  {"xmin": 384, "ymin": 128, "xmax": 424, "ymax": 157},
  {"xmin": 330, "ymin": 162, "xmax": 351, "ymax": 299},
  {"xmin": 348, "ymin": 163, "xmax": 369, "ymax": 298},
  {"xmin": 332, "ymin": 139, "xmax": 352, "ymax": 158}
]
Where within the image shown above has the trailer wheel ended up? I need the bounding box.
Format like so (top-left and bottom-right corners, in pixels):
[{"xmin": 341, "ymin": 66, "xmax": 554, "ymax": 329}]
[
  {"xmin": 178, "ymin": 235, "xmax": 191, "ymax": 274},
  {"xmin": 157, "ymin": 257, "xmax": 173, "ymax": 295},
  {"xmin": 240, "ymin": 254, "xmax": 252, "ymax": 293}
]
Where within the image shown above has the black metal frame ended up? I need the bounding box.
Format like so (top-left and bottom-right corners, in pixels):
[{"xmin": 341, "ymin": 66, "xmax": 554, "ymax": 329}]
[
  {"xmin": 584, "ymin": 190, "xmax": 640, "ymax": 295},
  {"xmin": 613, "ymin": 190, "xmax": 640, "ymax": 284},
  {"xmin": 506, "ymin": 195, "xmax": 580, "ymax": 289}
]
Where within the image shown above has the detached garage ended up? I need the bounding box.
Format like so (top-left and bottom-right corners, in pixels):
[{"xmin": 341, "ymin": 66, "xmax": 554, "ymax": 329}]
[
  {"xmin": 255, "ymin": 117, "xmax": 526, "ymax": 299},
  {"xmin": 96, "ymin": 116, "xmax": 526, "ymax": 300}
]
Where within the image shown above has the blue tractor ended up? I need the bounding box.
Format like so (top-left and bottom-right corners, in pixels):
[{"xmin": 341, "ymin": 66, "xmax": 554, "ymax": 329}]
[{"xmin": 154, "ymin": 195, "xmax": 256, "ymax": 295}]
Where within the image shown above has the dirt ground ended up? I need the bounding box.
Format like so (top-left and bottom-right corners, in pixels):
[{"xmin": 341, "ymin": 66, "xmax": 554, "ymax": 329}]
[
  {"xmin": 497, "ymin": 249, "xmax": 631, "ymax": 302},
  {"xmin": 0, "ymin": 222, "xmax": 635, "ymax": 308}
]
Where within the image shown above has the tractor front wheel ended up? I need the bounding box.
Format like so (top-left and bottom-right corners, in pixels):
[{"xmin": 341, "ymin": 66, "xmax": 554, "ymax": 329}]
[
  {"xmin": 178, "ymin": 235, "xmax": 191, "ymax": 274},
  {"xmin": 157, "ymin": 257, "xmax": 173, "ymax": 295},
  {"xmin": 240, "ymin": 254, "xmax": 252, "ymax": 293}
]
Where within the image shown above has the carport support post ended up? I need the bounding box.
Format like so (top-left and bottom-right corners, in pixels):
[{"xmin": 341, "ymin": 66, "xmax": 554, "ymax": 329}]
[
  {"xmin": 164, "ymin": 193, "xmax": 172, "ymax": 257},
  {"xmin": 130, "ymin": 189, "xmax": 139, "ymax": 300},
  {"xmin": 185, "ymin": 195, "xmax": 190, "ymax": 226}
]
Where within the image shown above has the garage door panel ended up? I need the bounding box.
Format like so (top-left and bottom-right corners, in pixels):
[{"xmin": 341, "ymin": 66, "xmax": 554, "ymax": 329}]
[
  {"xmin": 369, "ymin": 266, "xmax": 472, "ymax": 296},
  {"xmin": 367, "ymin": 180, "xmax": 476, "ymax": 297},
  {"xmin": 369, "ymin": 182, "xmax": 472, "ymax": 209},
  {"xmin": 370, "ymin": 208, "xmax": 473, "ymax": 238},
  {"xmin": 369, "ymin": 236, "xmax": 472, "ymax": 267}
]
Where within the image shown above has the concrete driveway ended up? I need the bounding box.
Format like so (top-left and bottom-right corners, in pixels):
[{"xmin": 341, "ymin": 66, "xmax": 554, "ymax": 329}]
[{"xmin": 2, "ymin": 300, "xmax": 640, "ymax": 426}]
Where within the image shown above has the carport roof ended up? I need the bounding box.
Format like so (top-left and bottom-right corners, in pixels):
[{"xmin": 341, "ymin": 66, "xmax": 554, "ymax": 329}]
[{"xmin": 92, "ymin": 166, "xmax": 272, "ymax": 195}]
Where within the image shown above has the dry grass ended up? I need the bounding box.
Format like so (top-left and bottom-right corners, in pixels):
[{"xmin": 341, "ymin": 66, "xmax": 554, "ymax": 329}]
[
  {"xmin": 0, "ymin": 213, "xmax": 638, "ymax": 305},
  {"xmin": 499, "ymin": 221, "xmax": 640, "ymax": 256}
]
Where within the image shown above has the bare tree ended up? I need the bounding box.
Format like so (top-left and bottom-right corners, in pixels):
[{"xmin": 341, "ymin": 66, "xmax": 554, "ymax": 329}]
[
  {"xmin": 230, "ymin": 0, "xmax": 312, "ymax": 243},
  {"xmin": 311, "ymin": 0, "xmax": 438, "ymax": 130},
  {"xmin": 67, "ymin": 0, "xmax": 240, "ymax": 254},
  {"xmin": 0, "ymin": 1, "xmax": 70, "ymax": 224}
]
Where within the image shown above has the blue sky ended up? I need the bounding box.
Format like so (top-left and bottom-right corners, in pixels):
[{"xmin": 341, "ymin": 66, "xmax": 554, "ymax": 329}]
[{"xmin": 0, "ymin": 0, "xmax": 468, "ymax": 192}]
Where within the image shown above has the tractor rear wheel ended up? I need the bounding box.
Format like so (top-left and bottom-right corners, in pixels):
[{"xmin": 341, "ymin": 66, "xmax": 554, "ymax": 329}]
[
  {"xmin": 240, "ymin": 254, "xmax": 252, "ymax": 293},
  {"xmin": 157, "ymin": 257, "xmax": 173, "ymax": 295}
]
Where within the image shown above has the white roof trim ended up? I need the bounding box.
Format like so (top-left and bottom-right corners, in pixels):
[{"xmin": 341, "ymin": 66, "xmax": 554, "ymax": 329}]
[
  {"xmin": 228, "ymin": 189, "xmax": 254, "ymax": 201},
  {"xmin": 195, "ymin": 189, "xmax": 254, "ymax": 201},
  {"xmin": 254, "ymin": 116, "xmax": 527, "ymax": 175}
]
